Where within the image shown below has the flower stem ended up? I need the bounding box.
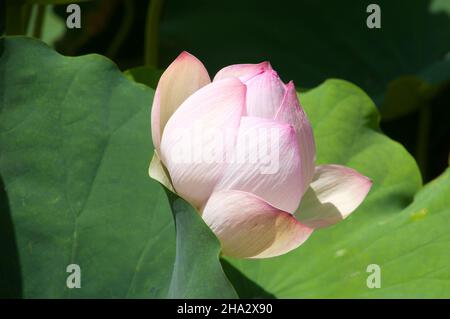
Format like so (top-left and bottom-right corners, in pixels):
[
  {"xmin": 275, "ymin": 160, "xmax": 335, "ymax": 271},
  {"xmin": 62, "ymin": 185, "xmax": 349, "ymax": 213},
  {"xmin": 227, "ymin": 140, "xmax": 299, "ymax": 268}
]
[
  {"xmin": 144, "ymin": 0, "xmax": 164, "ymax": 67},
  {"xmin": 32, "ymin": 5, "xmax": 46, "ymax": 39},
  {"xmin": 106, "ymin": 1, "xmax": 135, "ymax": 59}
]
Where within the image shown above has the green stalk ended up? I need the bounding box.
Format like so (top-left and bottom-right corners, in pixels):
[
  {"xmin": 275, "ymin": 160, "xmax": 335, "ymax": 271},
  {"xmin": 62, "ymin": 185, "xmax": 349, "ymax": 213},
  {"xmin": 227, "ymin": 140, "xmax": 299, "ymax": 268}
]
[
  {"xmin": 106, "ymin": 0, "xmax": 135, "ymax": 59},
  {"xmin": 416, "ymin": 106, "xmax": 431, "ymax": 180},
  {"xmin": 144, "ymin": 0, "xmax": 164, "ymax": 67},
  {"xmin": 23, "ymin": 4, "xmax": 33, "ymax": 34},
  {"xmin": 32, "ymin": 5, "xmax": 46, "ymax": 39}
]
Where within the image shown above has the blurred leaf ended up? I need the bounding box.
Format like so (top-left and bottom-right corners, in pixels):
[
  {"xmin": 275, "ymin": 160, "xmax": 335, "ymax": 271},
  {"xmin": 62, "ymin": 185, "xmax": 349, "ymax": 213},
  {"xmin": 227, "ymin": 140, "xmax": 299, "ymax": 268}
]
[
  {"xmin": 24, "ymin": 0, "xmax": 91, "ymax": 4},
  {"xmin": 225, "ymin": 80, "xmax": 450, "ymax": 298},
  {"xmin": 431, "ymin": 0, "xmax": 450, "ymax": 13},
  {"xmin": 380, "ymin": 58, "xmax": 450, "ymax": 120},
  {"xmin": 380, "ymin": 76, "xmax": 429, "ymax": 120},
  {"xmin": 124, "ymin": 66, "xmax": 162, "ymax": 90},
  {"xmin": 160, "ymin": 0, "xmax": 450, "ymax": 116},
  {"xmin": 0, "ymin": 36, "xmax": 235, "ymax": 298}
]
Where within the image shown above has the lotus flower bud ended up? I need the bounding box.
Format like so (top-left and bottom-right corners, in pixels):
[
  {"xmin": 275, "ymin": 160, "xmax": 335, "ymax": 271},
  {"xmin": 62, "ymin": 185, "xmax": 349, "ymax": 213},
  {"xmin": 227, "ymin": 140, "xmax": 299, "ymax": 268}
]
[{"xmin": 150, "ymin": 52, "xmax": 372, "ymax": 259}]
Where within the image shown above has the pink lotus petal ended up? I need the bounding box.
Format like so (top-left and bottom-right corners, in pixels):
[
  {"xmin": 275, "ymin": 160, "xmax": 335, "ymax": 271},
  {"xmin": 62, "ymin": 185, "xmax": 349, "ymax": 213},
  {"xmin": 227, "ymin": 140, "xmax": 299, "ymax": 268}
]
[
  {"xmin": 275, "ymin": 81, "xmax": 316, "ymax": 194},
  {"xmin": 213, "ymin": 62, "xmax": 272, "ymax": 82},
  {"xmin": 151, "ymin": 51, "xmax": 210, "ymax": 153},
  {"xmin": 215, "ymin": 116, "xmax": 304, "ymax": 213},
  {"xmin": 160, "ymin": 78, "xmax": 246, "ymax": 209},
  {"xmin": 202, "ymin": 190, "xmax": 313, "ymax": 258},
  {"xmin": 245, "ymin": 69, "xmax": 286, "ymax": 119},
  {"xmin": 296, "ymin": 164, "xmax": 373, "ymax": 228}
]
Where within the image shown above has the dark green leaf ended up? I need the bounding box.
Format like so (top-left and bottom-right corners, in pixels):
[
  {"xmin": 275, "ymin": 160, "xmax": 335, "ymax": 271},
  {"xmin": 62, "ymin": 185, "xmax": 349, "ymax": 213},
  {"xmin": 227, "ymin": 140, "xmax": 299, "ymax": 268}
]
[
  {"xmin": 165, "ymin": 190, "xmax": 237, "ymax": 298},
  {"xmin": 0, "ymin": 36, "xmax": 235, "ymax": 298},
  {"xmin": 124, "ymin": 66, "xmax": 162, "ymax": 90}
]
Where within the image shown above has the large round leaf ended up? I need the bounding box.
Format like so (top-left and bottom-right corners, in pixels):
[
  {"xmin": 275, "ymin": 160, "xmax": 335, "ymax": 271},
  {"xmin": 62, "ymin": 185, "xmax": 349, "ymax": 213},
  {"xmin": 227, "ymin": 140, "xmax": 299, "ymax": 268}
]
[{"xmin": 0, "ymin": 36, "xmax": 236, "ymax": 298}]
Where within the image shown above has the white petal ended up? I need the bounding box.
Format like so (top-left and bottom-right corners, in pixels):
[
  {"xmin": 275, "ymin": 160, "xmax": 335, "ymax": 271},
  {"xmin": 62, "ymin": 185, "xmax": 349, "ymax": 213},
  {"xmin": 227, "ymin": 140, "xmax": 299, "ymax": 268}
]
[
  {"xmin": 160, "ymin": 78, "xmax": 246, "ymax": 209},
  {"xmin": 215, "ymin": 116, "xmax": 303, "ymax": 213},
  {"xmin": 245, "ymin": 70, "xmax": 285, "ymax": 119},
  {"xmin": 275, "ymin": 81, "xmax": 316, "ymax": 192},
  {"xmin": 148, "ymin": 151, "xmax": 174, "ymax": 192},
  {"xmin": 202, "ymin": 190, "xmax": 313, "ymax": 258},
  {"xmin": 295, "ymin": 165, "xmax": 372, "ymax": 228},
  {"xmin": 213, "ymin": 62, "xmax": 271, "ymax": 82},
  {"xmin": 151, "ymin": 51, "xmax": 210, "ymax": 153}
]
